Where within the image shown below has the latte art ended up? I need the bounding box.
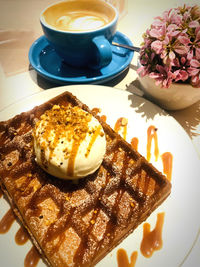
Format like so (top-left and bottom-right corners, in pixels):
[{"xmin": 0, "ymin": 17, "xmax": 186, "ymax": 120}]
[
  {"xmin": 40, "ymin": 0, "xmax": 118, "ymax": 68},
  {"xmin": 56, "ymin": 12, "xmax": 107, "ymax": 31}
]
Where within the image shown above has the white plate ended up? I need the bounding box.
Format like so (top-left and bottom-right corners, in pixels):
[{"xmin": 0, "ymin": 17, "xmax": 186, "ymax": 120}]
[{"xmin": 0, "ymin": 85, "xmax": 200, "ymax": 267}]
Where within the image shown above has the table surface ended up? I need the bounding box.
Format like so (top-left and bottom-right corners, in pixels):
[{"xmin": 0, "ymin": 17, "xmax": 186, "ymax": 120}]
[{"xmin": 0, "ymin": 0, "xmax": 200, "ymax": 266}]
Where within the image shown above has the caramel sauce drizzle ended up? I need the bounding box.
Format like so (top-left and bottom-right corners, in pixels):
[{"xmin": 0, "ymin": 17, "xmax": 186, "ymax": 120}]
[
  {"xmin": 24, "ymin": 246, "xmax": 40, "ymax": 267},
  {"xmin": 114, "ymin": 117, "xmax": 128, "ymax": 140},
  {"xmin": 85, "ymin": 125, "xmax": 102, "ymax": 157},
  {"xmin": 117, "ymin": 125, "xmax": 172, "ymax": 264},
  {"xmin": 68, "ymin": 125, "xmax": 102, "ymax": 175},
  {"xmin": 117, "ymin": 249, "xmax": 138, "ymax": 267},
  {"xmin": 91, "ymin": 108, "xmax": 107, "ymax": 123},
  {"xmin": 67, "ymin": 140, "xmax": 80, "ymax": 176},
  {"xmin": 131, "ymin": 137, "xmax": 139, "ymax": 151},
  {"xmin": 0, "ymin": 108, "xmax": 171, "ymax": 267},
  {"xmin": 146, "ymin": 126, "xmax": 159, "ymax": 162},
  {"xmin": 140, "ymin": 212, "xmax": 165, "ymax": 258},
  {"xmin": 15, "ymin": 226, "xmax": 29, "ymax": 245},
  {"xmin": 100, "ymin": 115, "xmax": 107, "ymax": 122},
  {"xmin": 74, "ymin": 117, "xmax": 135, "ymax": 265},
  {"xmin": 74, "ymin": 138, "xmax": 123, "ymax": 264},
  {"xmin": 91, "ymin": 107, "xmax": 101, "ymax": 115},
  {"xmin": 161, "ymin": 152, "xmax": 173, "ymax": 182},
  {"xmin": 0, "ymin": 208, "xmax": 15, "ymax": 234}
]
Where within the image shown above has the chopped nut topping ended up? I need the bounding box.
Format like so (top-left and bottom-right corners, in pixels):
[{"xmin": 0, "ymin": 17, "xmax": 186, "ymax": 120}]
[
  {"xmin": 45, "ymin": 219, "xmax": 55, "ymax": 226},
  {"xmin": 52, "ymin": 105, "xmax": 60, "ymax": 110},
  {"xmin": 100, "ymin": 131, "xmax": 104, "ymax": 137},
  {"xmin": 33, "ymin": 104, "xmax": 93, "ymax": 160},
  {"xmin": 33, "ymin": 185, "xmax": 38, "ymax": 192},
  {"xmin": 66, "ymin": 196, "xmax": 70, "ymax": 201},
  {"xmin": 121, "ymin": 117, "xmax": 128, "ymax": 126}
]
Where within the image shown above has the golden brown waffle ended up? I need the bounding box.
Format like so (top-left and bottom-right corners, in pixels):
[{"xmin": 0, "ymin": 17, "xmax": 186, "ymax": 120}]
[{"xmin": 0, "ymin": 91, "xmax": 171, "ymax": 267}]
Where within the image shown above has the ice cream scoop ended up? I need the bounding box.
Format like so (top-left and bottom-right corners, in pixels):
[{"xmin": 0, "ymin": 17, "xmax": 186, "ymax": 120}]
[{"xmin": 33, "ymin": 104, "xmax": 106, "ymax": 180}]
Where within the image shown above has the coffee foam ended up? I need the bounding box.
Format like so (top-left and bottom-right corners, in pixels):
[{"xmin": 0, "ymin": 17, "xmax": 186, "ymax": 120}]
[
  {"xmin": 56, "ymin": 12, "xmax": 107, "ymax": 31},
  {"xmin": 42, "ymin": 0, "xmax": 116, "ymax": 32}
]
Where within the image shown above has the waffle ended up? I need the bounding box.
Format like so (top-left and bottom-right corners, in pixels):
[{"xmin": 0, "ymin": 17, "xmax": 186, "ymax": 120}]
[{"xmin": 0, "ymin": 91, "xmax": 171, "ymax": 267}]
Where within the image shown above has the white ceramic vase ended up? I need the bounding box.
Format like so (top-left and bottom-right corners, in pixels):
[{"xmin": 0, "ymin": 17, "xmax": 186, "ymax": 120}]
[{"xmin": 138, "ymin": 75, "xmax": 200, "ymax": 110}]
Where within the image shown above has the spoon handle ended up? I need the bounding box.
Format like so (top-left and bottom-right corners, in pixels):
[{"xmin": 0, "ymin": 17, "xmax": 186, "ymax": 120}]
[{"xmin": 112, "ymin": 41, "xmax": 140, "ymax": 53}]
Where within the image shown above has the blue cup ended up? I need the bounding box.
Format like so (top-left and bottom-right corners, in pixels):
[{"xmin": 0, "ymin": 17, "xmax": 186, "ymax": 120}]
[{"xmin": 40, "ymin": 0, "xmax": 118, "ymax": 69}]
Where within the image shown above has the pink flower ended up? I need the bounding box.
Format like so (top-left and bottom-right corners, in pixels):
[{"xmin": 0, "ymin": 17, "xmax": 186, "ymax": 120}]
[
  {"xmin": 148, "ymin": 65, "xmax": 176, "ymax": 88},
  {"xmin": 191, "ymin": 75, "xmax": 200, "ymax": 87},
  {"xmin": 149, "ymin": 24, "xmax": 166, "ymax": 39},
  {"xmin": 178, "ymin": 35, "xmax": 190, "ymax": 46},
  {"xmin": 188, "ymin": 58, "xmax": 200, "ymax": 87},
  {"xmin": 182, "ymin": 27, "xmax": 200, "ymax": 55},
  {"xmin": 138, "ymin": 4, "xmax": 200, "ymax": 88},
  {"xmin": 188, "ymin": 59, "xmax": 200, "ymax": 75},
  {"xmin": 189, "ymin": 20, "xmax": 199, "ymax": 28},
  {"xmin": 137, "ymin": 65, "xmax": 147, "ymax": 77},
  {"xmin": 193, "ymin": 27, "xmax": 200, "ymax": 56},
  {"xmin": 162, "ymin": 8, "xmax": 182, "ymax": 26},
  {"xmin": 151, "ymin": 40, "xmax": 163, "ymax": 54},
  {"xmin": 174, "ymin": 70, "xmax": 189, "ymax": 82},
  {"xmin": 196, "ymin": 48, "xmax": 200, "ymax": 59},
  {"xmin": 167, "ymin": 24, "xmax": 180, "ymax": 37}
]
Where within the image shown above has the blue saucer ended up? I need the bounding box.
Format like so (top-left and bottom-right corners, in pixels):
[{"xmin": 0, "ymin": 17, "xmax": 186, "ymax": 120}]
[{"xmin": 29, "ymin": 31, "xmax": 134, "ymax": 85}]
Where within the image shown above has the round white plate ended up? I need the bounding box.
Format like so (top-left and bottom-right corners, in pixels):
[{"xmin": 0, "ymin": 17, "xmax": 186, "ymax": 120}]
[{"xmin": 0, "ymin": 85, "xmax": 200, "ymax": 267}]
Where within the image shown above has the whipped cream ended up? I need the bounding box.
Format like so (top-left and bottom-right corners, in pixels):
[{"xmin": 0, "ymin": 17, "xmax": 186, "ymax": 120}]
[{"xmin": 33, "ymin": 104, "xmax": 106, "ymax": 180}]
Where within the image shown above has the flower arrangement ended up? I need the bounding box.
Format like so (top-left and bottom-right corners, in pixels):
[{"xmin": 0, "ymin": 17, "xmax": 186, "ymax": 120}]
[{"xmin": 138, "ymin": 5, "xmax": 200, "ymax": 88}]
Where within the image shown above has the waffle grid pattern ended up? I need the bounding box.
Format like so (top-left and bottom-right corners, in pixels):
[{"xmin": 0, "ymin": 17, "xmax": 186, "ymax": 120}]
[{"xmin": 0, "ymin": 92, "xmax": 171, "ymax": 267}]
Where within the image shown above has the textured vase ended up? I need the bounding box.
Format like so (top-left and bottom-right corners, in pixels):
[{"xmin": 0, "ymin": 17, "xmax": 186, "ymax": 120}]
[{"xmin": 139, "ymin": 75, "xmax": 200, "ymax": 110}]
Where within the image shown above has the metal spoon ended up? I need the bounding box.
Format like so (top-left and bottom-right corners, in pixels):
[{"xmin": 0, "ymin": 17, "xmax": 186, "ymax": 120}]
[{"xmin": 112, "ymin": 41, "xmax": 140, "ymax": 53}]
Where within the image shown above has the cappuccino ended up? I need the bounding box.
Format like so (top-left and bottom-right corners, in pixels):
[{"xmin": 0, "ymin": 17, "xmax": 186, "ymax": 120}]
[
  {"xmin": 40, "ymin": 0, "xmax": 118, "ymax": 68},
  {"xmin": 42, "ymin": 0, "xmax": 116, "ymax": 32}
]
